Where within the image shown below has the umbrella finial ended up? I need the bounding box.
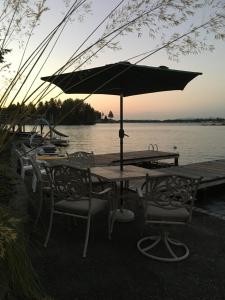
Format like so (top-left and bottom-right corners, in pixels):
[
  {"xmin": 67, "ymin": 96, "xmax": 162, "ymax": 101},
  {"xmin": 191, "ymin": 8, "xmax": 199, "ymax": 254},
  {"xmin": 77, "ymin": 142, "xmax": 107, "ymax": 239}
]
[{"xmin": 159, "ymin": 65, "xmax": 169, "ymax": 69}]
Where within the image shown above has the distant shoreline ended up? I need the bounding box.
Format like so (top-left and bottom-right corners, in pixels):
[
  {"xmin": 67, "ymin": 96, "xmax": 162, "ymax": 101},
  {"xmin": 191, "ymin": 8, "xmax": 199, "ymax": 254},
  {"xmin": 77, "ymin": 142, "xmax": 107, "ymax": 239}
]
[{"xmin": 98, "ymin": 118, "xmax": 225, "ymax": 124}]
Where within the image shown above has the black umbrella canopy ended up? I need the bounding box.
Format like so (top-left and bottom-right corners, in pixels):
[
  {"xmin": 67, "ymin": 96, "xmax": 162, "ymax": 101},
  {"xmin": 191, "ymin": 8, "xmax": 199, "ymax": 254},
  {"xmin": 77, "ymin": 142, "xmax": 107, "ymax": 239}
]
[
  {"xmin": 41, "ymin": 61, "xmax": 202, "ymax": 96},
  {"xmin": 41, "ymin": 61, "xmax": 202, "ymax": 171}
]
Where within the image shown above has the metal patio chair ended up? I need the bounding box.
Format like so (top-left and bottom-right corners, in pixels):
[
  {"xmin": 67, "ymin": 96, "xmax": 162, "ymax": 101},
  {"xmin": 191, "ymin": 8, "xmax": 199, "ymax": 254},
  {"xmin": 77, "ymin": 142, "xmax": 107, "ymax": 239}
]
[
  {"xmin": 66, "ymin": 151, "xmax": 95, "ymax": 168},
  {"xmin": 14, "ymin": 148, "xmax": 33, "ymax": 179},
  {"xmin": 137, "ymin": 174, "xmax": 201, "ymax": 262},
  {"xmin": 67, "ymin": 151, "xmax": 105, "ymax": 189},
  {"xmin": 44, "ymin": 165, "xmax": 111, "ymax": 258}
]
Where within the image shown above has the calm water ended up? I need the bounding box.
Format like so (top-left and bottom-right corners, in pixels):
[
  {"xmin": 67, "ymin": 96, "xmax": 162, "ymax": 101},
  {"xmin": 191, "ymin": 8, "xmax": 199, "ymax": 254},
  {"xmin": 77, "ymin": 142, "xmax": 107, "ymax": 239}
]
[{"xmin": 38, "ymin": 123, "xmax": 225, "ymax": 165}]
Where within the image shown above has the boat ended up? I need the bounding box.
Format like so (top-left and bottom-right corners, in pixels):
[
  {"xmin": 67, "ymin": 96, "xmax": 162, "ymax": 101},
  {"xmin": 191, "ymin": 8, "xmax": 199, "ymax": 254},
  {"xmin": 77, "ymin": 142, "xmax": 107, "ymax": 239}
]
[
  {"xmin": 47, "ymin": 127, "xmax": 70, "ymax": 147},
  {"xmin": 21, "ymin": 141, "xmax": 67, "ymax": 160},
  {"xmin": 201, "ymin": 121, "xmax": 225, "ymax": 126},
  {"xmin": 14, "ymin": 131, "xmax": 43, "ymax": 146},
  {"xmin": 35, "ymin": 142, "xmax": 67, "ymax": 160},
  {"xmin": 36, "ymin": 143, "xmax": 60, "ymax": 156},
  {"xmin": 35, "ymin": 117, "xmax": 70, "ymax": 147}
]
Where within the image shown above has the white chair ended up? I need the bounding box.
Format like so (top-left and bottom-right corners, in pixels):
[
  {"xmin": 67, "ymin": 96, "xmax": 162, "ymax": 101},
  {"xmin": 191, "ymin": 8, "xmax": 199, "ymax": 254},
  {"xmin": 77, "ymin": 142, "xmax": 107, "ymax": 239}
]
[
  {"xmin": 137, "ymin": 174, "xmax": 201, "ymax": 262},
  {"xmin": 14, "ymin": 148, "xmax": 33, "ymax": 179},
  {"xmin": 67, "ymin": 151, "xmax": 95, "ymax": 168},
  {"xmin": 67, "ymin": 151, "xmax": 104, "ymax": 188},
  {"xmin": 44, "ymin": 165, "xmax": 111, "ymax": 258},
  {"xmin": 29, "ymin": 157, "xmax": 50, "ymax": 226}
]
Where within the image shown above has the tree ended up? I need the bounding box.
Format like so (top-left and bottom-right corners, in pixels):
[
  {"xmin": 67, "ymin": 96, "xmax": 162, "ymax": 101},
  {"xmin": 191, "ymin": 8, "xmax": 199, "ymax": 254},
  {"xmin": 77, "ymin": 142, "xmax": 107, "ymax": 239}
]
[
  {"xmin": 0, "ymin": 0, "xmax": 49, "ymax": 66},
  {"xmin": 108, "ymin": 110, "xmax": 114, "ymax": 119}
]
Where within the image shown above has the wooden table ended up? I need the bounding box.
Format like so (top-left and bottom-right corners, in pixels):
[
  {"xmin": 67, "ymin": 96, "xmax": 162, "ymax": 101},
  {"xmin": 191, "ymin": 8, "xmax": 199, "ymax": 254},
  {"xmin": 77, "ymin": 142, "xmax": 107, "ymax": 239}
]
[
  {"xmin": 36, "ymin": 154, "xmax": 67, "ymax": 161},
  {"xmin": 90, "ymin": 165, "xmax": 165, "ymax": 224},
  {"xmin": 90, "ymin": 165, "xmax": 164, "ymax": 182}
]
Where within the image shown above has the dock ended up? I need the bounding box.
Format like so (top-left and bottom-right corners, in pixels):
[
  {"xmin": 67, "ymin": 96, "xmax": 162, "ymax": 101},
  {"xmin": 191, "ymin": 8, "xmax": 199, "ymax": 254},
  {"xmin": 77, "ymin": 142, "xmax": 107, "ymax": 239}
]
[
  {"xmin": 94, "ymin": 150, "xmax": 179, "ymax": 167},
  {"xmin": 46, "ymin": 149, "xmax": 225, "ymax": 191},
  {"xmin": 160, "ymin": 159, "xmax": 225, "ymax": 190},
  {"xmin": 127, "ymin": 159, "xmax": 225, "ymax": 193}
]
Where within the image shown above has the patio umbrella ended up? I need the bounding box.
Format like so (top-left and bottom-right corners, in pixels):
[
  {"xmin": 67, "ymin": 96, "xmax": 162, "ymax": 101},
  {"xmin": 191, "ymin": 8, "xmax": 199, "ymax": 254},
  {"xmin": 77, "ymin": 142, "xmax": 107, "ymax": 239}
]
[{"xmin": 41, "ymin": 61, "xmax": 202, "ymax": 170}]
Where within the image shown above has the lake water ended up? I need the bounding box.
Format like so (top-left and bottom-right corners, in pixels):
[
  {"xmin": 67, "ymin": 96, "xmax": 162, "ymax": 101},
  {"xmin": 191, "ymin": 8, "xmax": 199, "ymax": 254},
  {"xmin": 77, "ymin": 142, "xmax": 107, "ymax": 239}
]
[{"xmin": 38, "ymin": 123, "xmax": 225, "ymax": 166}]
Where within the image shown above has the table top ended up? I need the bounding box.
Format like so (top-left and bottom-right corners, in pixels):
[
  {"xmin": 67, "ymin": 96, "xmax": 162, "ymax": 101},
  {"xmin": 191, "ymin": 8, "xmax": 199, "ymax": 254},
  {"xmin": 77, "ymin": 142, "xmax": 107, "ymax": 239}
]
[
  {"xmin": 90, "ymin": 165, "xmax": 166, "ymax": 182},
  {"xmin": 36, "ymin": 154, "xmax": 67, "ymax": 161}
]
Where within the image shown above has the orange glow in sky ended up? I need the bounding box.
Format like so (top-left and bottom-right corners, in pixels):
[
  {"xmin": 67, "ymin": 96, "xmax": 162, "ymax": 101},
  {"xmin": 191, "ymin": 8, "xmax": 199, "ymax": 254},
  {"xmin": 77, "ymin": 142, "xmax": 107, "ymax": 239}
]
[{"xmin": 1, "ymin": 0, "xmax": 225, "ymax": 120}]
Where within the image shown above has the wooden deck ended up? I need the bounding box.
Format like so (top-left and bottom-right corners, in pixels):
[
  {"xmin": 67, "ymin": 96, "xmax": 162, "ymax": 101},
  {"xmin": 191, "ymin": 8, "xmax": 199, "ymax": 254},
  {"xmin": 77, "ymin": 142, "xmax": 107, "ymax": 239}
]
[
  {"xmin": 128, "ymin": 159, "xmax": 225, "ymax": 193},
  {"xmin": 157, "ymin": 159, "xmax": 225, "ymax": 190},
  {"xmin": 45, "ymin": 149, "xmax": 225, "ymax": 191},
  {"xmin": 94, "ymin": 150, "xmax": 179, "ymax": 166}
]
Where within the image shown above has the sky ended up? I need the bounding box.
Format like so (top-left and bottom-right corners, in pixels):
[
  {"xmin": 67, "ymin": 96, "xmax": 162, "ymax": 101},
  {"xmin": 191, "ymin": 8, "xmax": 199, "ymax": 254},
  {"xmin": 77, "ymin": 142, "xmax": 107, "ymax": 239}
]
[{"xmin": 2, "ymin": 0, "xmax": 225, "ymax": 120}]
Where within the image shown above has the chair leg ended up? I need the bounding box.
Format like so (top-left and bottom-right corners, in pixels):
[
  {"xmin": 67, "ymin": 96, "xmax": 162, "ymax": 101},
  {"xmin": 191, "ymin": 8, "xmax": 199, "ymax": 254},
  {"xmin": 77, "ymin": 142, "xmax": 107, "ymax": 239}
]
[
  {"xmin": 83, "ymin": 215, "xmax": 91, "ymax": 258},
  {"xmin": 34, "ymin": 189, "xmax": 43, "ymax": 227},
  {"xmin": 44, "ymin": 209, "xmax": 54, "ymax": 248},
  {"xmin": 108, "ymin": 210, "xmax": 117, "ymax": 239},
  {"xmin": 32, "ymin": 174, "xmax": 37, "ymax": 192},
  {"xmin": 21, "ymin": 168, "xmax": 25, "ymax": 179},
  {"xmin": 137, "ymin": 231, "xmax": 190, "ymax": 262},
  {"xmin": 108, "ymin": 211, "xmax": 113, "ymax": 240}
]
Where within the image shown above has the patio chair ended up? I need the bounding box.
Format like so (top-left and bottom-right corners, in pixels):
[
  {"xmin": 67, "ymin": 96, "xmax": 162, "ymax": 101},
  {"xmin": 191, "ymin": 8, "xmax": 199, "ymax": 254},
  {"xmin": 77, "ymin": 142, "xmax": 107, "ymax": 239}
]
[
  {"xmin": 14, "ymin": 148, "xmax": 33, "ymax": 179},
  {"xmin": 137, "ymin": 174, "xmax": 201, "ymax": 262},
  {"xmin": 66, "ymin": 151, "xmax": 95, "ymax": 168},
  {"xmin": 29, "ymin": 157, "xmax": 50, "ymax": 226},
  {"xmin": 44, "ymin": 165, "xmax": 111, "ymax": 258},
  {"xmin": 67, "ymin": 151, "xmax": 104, "ymax": 189}
]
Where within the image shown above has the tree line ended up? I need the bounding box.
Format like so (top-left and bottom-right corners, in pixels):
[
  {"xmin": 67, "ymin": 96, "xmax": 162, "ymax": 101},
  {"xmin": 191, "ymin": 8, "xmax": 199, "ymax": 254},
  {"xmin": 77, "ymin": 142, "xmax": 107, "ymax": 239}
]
[{"xmin": 1, "ymin": 98, "xmax": 102, "ymax": 125}]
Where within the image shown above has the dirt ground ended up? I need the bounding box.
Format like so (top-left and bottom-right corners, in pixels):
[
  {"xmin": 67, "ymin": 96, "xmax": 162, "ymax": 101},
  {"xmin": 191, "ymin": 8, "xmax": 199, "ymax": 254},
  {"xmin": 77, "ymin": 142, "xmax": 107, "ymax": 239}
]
[{"xmin": 28, "ymin": 188, "xmax": 225, "ymax": 300}]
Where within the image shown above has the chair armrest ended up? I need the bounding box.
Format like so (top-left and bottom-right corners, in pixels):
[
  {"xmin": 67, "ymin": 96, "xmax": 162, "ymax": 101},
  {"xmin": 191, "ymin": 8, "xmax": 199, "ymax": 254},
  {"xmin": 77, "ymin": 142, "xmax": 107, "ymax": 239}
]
[
  {"xmin": 21, "ymin": 156, "xmax": 31, "ymax": 164},
  {"xmin": 92, "ymin": 187, "xmax": 112, "ymax": 197},
  {"xmin": 137, "ymin": 187, "xmax": 144, "ymax": 198},
  {"xmin": 36, "ymin": 160, "xmax": 48, "ymax": 168}
]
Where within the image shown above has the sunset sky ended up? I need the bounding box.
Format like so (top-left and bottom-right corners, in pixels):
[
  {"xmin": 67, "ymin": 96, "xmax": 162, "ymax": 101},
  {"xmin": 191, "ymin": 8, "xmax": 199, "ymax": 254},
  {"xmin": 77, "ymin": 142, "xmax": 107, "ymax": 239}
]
[{"xmin": 3, "ymin": 0, "xmax": 225, "ymax": 120}]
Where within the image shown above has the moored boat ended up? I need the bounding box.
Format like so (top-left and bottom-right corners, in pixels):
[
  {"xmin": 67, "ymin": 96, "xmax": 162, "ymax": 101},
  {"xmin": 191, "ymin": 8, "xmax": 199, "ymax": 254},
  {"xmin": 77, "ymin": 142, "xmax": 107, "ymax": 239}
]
[
  {"xmin": 47, "ymin": 127, "xmax": 69, "ymax": 147},
  {"xmin": 13, "ymin": 131, "xmax": 43, "ymax": 146}
]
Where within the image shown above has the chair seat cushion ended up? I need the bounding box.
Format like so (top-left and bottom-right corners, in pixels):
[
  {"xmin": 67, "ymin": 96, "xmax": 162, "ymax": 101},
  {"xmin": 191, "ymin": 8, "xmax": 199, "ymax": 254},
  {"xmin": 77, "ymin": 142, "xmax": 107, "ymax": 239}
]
[
  {"xmin": 24, "ymin": 165, "xmax": 33, "ymax": 170},
  {"xmin": 55, "ymin": 198, "xmax": 107, "ymax": 215},
  {"xmin": 147, "ymin": 203, "xmax": 190, "ymax": 223}
]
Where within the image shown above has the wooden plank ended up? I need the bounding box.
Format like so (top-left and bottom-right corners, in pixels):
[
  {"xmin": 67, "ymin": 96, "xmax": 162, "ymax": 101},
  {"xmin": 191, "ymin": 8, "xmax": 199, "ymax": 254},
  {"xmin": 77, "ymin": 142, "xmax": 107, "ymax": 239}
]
[
  {"xmin": 159, "ymin": 159, "xmax": 225, "ymax": 189},
  {"xmin": 183, "ymin": 164, "xmax": 225, "ymax": 177},
  {"xmin": 160, "ymin": 167, "xmax": 210, "ymax": 180},
  {"xmin": 199, "ymin": 179, "xmax": 225, "ymax": 189},
  {"xmin": 179, "ymin": 166, "xmax": 224, "ymax": 178},
  {"xmin": 129, "ymin": 159, "xmax": 225, "ymax": 190},
  {"xmin": 94, "ymin": 150, "xmax": 179, "ymax": 166},
  {"xmin": 192, "ymin": 162, "xmax": 225, "ymax": 173},
  {"xmin": 183, "ymin": 160, "xmax": 225, "ymax": 171}
]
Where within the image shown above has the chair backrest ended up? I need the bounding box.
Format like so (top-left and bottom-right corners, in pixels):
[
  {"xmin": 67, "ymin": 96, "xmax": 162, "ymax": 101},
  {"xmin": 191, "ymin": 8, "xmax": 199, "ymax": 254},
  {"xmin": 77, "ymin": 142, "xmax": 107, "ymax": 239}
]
[
  {"xmin": 14, "ymin": 148, "xmax": 29, "ymax": 165},
  {"xmin": 29, "ymin": 156, "xmax": 46, "ymax": 182},
  {"xmin": 45, "ymin": 165, "xmax": 92, "ymax": 202},
  {"xmin": 21, "ymin": 143, "xmax": 36, "ymax": 157},
  {"xmin": 143, "ymin": 175, "xmax": 201, "ymax": 213},
  {"xmin": 67, "ymin": 151, "xmax": 95, "ymax": 168},
  {"xmin": 14, "ymin": 148, "xmax": 22, "ymax": 159}
]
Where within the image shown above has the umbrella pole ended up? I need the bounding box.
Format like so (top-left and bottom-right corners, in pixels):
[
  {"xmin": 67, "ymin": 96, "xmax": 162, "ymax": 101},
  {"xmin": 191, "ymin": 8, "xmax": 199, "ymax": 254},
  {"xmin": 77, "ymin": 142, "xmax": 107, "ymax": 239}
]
[
  {"xmin": 117, "ymin": 93, "xmax": 134, "ymax": 222},
  {"xmin": 119, "ymin": 94, "xmax": 124, "ymax": 171}
]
